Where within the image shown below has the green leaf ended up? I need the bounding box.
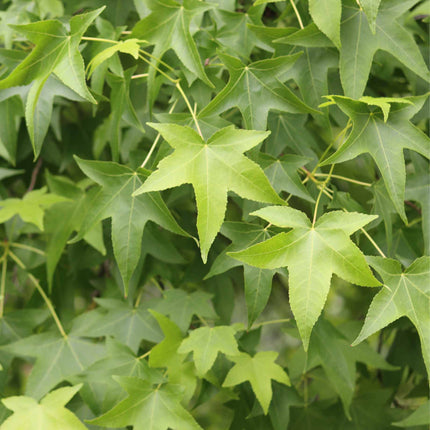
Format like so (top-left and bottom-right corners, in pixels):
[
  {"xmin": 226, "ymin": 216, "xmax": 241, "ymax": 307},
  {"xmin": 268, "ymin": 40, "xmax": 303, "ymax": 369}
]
[
  {"xmin": 353, "ymin": 256, "xmax": 430, "ymax": 380},
  {"xmin": 88, "ymin": 377, "xmax": 203, "ymax": 430},
  {"xmin": 1, "ymin": 384, "xmax": 86, "ymax": 430},
  {"xmin": 71, "ymin": 298, "xmax": 163, "ymax": 353},
  {"xmin": 73, "ymin": 157, "xmax": 188, "ymax": 293},
  {"xmin": 134, "ymin": 124, "xmax": 283, "ymax": 262},
  {"xmin": 200, "ymin": 52, "xmax": 317, "ymax": 130},
  {"xmin": 339, "ymin": 0, "xmax": 430, "ymax": 98},
  {"xmin": 229, "ymin": 207, "xmax": 380, "ymax": 349},
  {"xmin": 87, "ymin": 38, "xmax": 144, "ymax": 77},
  {"xmin": 2, "ymin": 332, "xmax": 105, "ymax": 400},
  {"xmin": 0, "ymin": 8, "xmax": 104, "ymax": 156},
  {"xmin": 359, "ymin": 0, "xmax": 382, "ymax": 32},
  {"xmin": 321, "ymin": 95, "xmax": 430, "ymax": 222},
  {"xmin": 131, "ymin": 0, "xmax": 214, "ymax": 106},
  {"xmin": 308, "ymin": 0, "xmax": 341, "ymax": 48},
  {"xmin": 178, "ymin": 325, "xmax": 240, "ymax": 375},
  {"xmin": 392, "ymin": 400, "xmax": 430, "ymax": 427},
  {"xmin": 223, "ymin": 351, "xmax": 290, "ymax": 414},
  {"xmin": 154, "ymin": 290, "xmax": 217, "ymax": 333},
  {"xmin": 0, "ymin": 187, "xmax": 67, "ymax": 231},
  {"xmin": 0, "ymin": 95, "xmax": 22, "ymax": 165}
]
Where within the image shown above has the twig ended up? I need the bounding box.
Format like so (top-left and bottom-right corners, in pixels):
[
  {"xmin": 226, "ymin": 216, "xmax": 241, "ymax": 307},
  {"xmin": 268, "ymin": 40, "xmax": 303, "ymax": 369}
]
[{"xmin": 27, "ymin": 157, "xmax": 43, "ymax": 192}]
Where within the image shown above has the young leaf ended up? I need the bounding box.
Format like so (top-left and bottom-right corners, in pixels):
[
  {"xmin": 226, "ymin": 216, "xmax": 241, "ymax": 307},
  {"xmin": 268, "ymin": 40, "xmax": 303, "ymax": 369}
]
[
  {"xmin": 200, "ymin": 52, "xmax": 317, "ymax": 130},
  {"xmin": 321, "ymin": 95, "xmax": 430, "ymax": 222},
  {"xmin": 339, "ymin": 0, "xmax": 430, "ymax": 98},
  {"xmin": 229, "ymin": 207, "xmax": 380, "ymax": 349},
  {"xmin": 0, "ymin": 188, "xmax": 67, "ymax": 231},
  {"xmin": 72, "ymin": 157, "xmax": 189, "ymax": 293},
  {"xmin": 222, "ymin": 351, "xmax": 290, "ymax": 414},
  {"xmin": 88, "ymin": 377, "xmax": 203, "ymax": 430},
  {"xmin": 1, "ymin": 384, "xmax": 86, "ymax": 430},
  {"xmin": 178, "ymin": 325, "xmax": 240, "ymax": 375},
  {"xmin": 352, "ymin": 256, "xmax": 430, "ymax": 380},
  {"xmin": 133, "ymin": 124, "xmax": 284, "ymax": 262}
]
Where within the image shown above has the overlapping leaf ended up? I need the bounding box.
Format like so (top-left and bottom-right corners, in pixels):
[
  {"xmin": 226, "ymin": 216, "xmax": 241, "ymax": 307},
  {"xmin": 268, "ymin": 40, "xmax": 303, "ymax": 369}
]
[
  {"xmin": 72, "ymin": 157, "xmax": 188, "ymax": 292},
  {"xmin": 134, "ymin": 124, "xmax": 284, "ymax": 262},
  {"xmin": 353, "ymin": 256, "xmax": 430, "ymax": 379},
  {"xmin": 322, "ymin": 95, "xmax": 430, "ymax": 221},
  {"xmin": 230, "ymin": 206, "xmax": 380, "ymax": 349}
]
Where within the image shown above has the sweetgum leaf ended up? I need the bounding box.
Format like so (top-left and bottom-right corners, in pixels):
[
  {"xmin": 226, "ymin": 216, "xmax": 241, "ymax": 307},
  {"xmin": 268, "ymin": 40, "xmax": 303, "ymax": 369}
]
[
  {"xmin": 230, "ymin": 206, "xmax": 380, "ymax": 349},
  {"xmin": 353, "ymin": 256, "xmax": 430, "ymax": 380},
  {"xmin": 88, "ymin": 377, "xmax": 203, "ymax": 430},
  {"xmin": 72, "ymin": 157, "xmax": 189, "ymax": 293},
  {"xmin": 1, "ymin": 384, "xmax": 86, "ymax": 430},
  {"xmin": 178, "ymin": 325, "xmax": 240, "ymax": 375},
  {"xmin": 200, "ymin": 52, "xmax": 317, "ymax": 130},
  {"xmin": 223, "ymin": 351, "xmax": 290, "ymax": 414},
  {"xmin": 321, "ymin": 95, "xmax": 430, "ymax": 222},
  {"xmin": 339, "ymin": 0, "xmax": 430, "ymax": 98},
  {"xmin": 134, "ymin": 124, "xmax": 283, "ymax": 262}
]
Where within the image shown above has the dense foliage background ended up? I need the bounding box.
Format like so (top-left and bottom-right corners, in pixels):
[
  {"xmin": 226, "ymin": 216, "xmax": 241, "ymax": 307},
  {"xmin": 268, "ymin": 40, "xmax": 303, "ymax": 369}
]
[{"xmin": 0, "ymin": 0, "xmax": 429, "ymax": 428}]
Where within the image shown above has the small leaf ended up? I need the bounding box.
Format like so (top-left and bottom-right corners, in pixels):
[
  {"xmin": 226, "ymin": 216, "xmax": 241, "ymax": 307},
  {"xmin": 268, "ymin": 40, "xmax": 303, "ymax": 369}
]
[
  {"xmin": 1, "ymin": 384, "xmax": 86, "ymax": 430},
  {"xmin": 178, "ymin": 325, "xmax": 240, "ymax": 375},
  {"xmin": 223, "ymin": 351, "xmax": 290, "ymax": 414}
]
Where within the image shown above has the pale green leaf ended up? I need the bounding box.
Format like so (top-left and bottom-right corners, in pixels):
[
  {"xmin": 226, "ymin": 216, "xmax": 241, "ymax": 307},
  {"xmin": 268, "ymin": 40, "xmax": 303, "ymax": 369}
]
[
  {"xmin": 309, "ymin": 0, "xmax": 341, "ymax": 48},
  {"xmin": 134, "ymin": 124, "xmax": 283, "ymax": 262},
  {"xmin": 178, "ymin": 325, "xmax": 240, "ymax": 375},
  {"xmin": 392, "ymin": 400, "xmax": 430, "ymax": 427},
  {"xmin": 230, "ymin": 207, "xmax": 380, "ymax": 349},
  {"xmin": 1, "ymin": 385, "xmax": 86, "ymax": 430},
  {"xmin": 353, "ymin": 256, "xmax": 430, "ymax": 379},
  {"xmin": 223, "ymin": 351, "xmax": 290, "ymax": 414}
]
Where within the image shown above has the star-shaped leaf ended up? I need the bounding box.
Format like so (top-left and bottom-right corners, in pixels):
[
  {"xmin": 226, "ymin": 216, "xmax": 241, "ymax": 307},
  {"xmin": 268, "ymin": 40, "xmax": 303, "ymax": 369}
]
[
  {"xmin": 339, "ymin": 0, "xmax": 430, "ymax": 98},
  {"xmin": 134, "ymin": 124, "xmax": 284, "ymax": 262},
  {"xmin": 321, "ymin": 95, "xmax": 430, "ymax": 222},
  {"xmin": 0, "ymin": 8, "xmax": 104, "ymax": 156},
  {"xmin": 200, "ymin": 52, "xmax": 316, "ymax": 130},
  {"xmin": 89, "ymin": 377, "xmax": 203, "ymax": 430},
  {"xmin": 0, "ymin": 187, "xmax": 67, "ymax": 231},
  {"xmin": 72, "ymin": 157, "xmax": 189, "ymax": 293},
  {"xmin": 222, "ymin": 351, "xmax": 290, "ymax": 414},
  {"xmin": 178, "ymin": 325, "xmax": 240, "ymax": 375},
  {"xmin": 131, "ymin": 0, "xmax": 213, "ymax": 107},
  {"xmin": 205, "ymin": 221, "xmax": 281, "ymax": 327},
  {"xmin": 230, "ymin": 206, "xmax": 380, "ymax": 349},
  {"xmin": 352, "ymin": 256, "xmax": 430, "ymax": 379},
  {"xmin": 71, "ymin": 298, "xmax": 163, "ymax": 353},
  {"xmin": 1, "ymin": 384, "xmax": 86, "ymax": 430},
  {"xmin": 154, "ymin": 290, "xmax": 217, "ymax": 333},
  {"xmin": 1, "ymin": 331, "xmax": 105, "ymax": 400},
  {"xmin": 308, "ymin": 0, "xmax": 341, "ymax": 48}
]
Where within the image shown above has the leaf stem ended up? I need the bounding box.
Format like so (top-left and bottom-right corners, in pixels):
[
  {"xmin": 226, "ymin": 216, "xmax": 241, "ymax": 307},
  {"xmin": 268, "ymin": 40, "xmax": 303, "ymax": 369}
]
[
  {"xmin": 10, "ymin": 242, "xmax": 45, "ymax": 256},
  {"xmin": 137, "ymin": 54, "xmax": 176, "ymax": 83},
  {"xmin": 0, "ymin": 244, "xmax": 9, "ymax": 318},
  {"xmin": 289, "ymin": 0, "xmax": 304, "ymax": 29},
  {"xmin": 175, "ymin": 82, "xmax": 203, "ymax": 137},
  {"xmin": 141, "ymin": 99, "xmax": 178, "ymax": 168},
  {"xmin": 138, "ymin": 350, "xmax": 151, "ymax": 360},
  {"xmin": 359, "ymin": 227, "xmax": 386, "ymax": 258},
  {"xmin": 8, "ymin": 250, "xmax": 67, "ymax": 338},
  {"xmin": 251, "ymin": 318, "xmax": 291, "ymax": 329},
  {"xmin": 313, "ymin": 173, "xmax": 372, "ymax": 187},
  {"xmin": 81, "ymin": 36, "xmax": 118, "ymax": 44},
  {"xmin": 131, "ymin": 73, "xmax": 149, "ymax": 79},
  {"xmin": 312, "ymin": 165, "xmax": 334, "ymax": 226}
]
